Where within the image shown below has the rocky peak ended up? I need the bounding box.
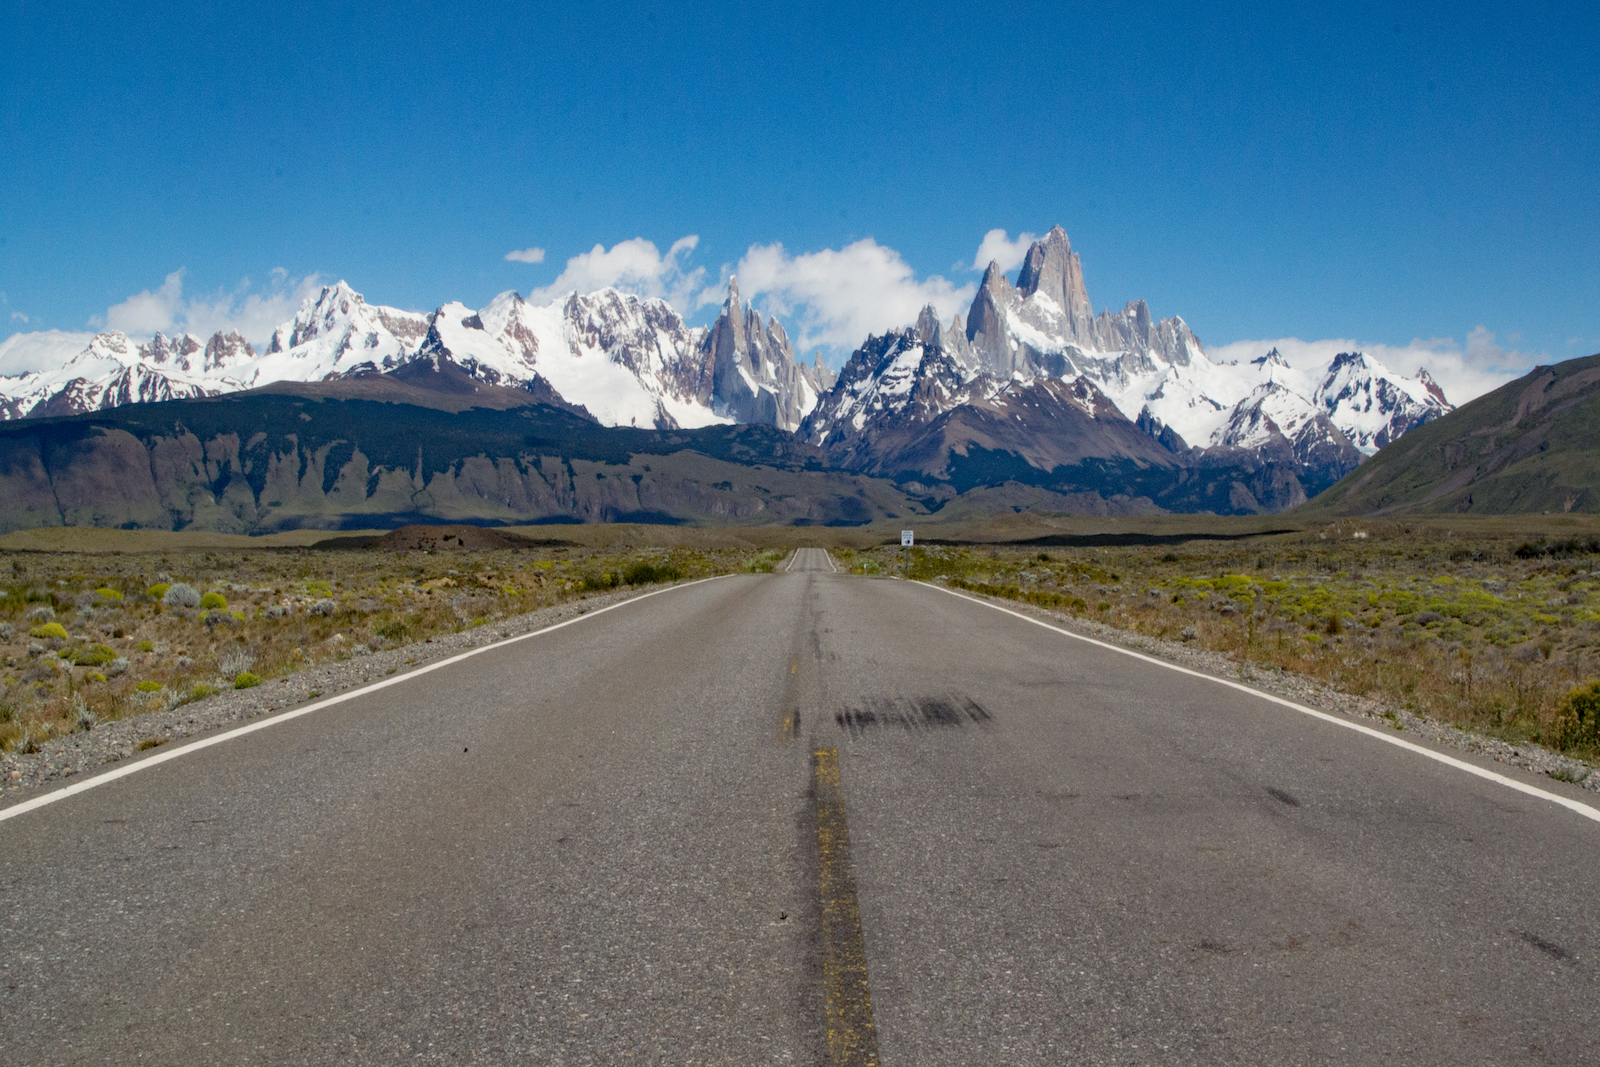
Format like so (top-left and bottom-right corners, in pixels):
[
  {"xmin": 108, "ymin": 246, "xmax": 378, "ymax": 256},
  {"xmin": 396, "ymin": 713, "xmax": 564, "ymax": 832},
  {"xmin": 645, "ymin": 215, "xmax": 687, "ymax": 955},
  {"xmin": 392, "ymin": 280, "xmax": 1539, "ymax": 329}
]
[
  {"xmin": 965, "ymin": 261, "xmax": 1016, "ymax": 376},
  {"xmin": 1015, "ymin": 225, "xmax": 1092, "ymax": 329},
  {"xmin": 914, "ymin": 305, "xmax": 945, "ymax": 349},
  {"xmin": 1417, "ymin": 367, "xmax": 1449, "ymax": 405},
  {"xmin": 1252, "ymin": 347, "xmax": 1291, "ymax": 369},
  {"xmin": 202, "ymin": 331, "xmax": 254, "ymax": 372},
  {"xmin": 270, "ymin": 281, "xmax": 365, "ymax": 353}
]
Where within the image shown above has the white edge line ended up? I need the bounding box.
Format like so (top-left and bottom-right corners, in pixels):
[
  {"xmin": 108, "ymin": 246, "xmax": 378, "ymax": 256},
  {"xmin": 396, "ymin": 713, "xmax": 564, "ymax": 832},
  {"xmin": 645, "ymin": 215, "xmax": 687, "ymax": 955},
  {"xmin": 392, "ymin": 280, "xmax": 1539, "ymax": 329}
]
[
  {"xmin": 0, "ymin": 573, "xmax": 738, "ymax": 825},
  {"xmin": 919, "ymin": 581, "xmax": 1600, "ymax": 825},
  {"xmin": 785, "ymin": 549, "xmax": 798, "ymax": 573}
]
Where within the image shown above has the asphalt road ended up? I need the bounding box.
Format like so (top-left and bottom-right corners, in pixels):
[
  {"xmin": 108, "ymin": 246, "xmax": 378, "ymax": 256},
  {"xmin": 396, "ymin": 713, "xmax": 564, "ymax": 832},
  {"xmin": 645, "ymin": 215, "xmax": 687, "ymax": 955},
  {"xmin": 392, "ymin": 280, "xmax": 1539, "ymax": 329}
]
[{"xmin": 4, "ymin": 547, "xmax": 1600, "ymax": 1065}]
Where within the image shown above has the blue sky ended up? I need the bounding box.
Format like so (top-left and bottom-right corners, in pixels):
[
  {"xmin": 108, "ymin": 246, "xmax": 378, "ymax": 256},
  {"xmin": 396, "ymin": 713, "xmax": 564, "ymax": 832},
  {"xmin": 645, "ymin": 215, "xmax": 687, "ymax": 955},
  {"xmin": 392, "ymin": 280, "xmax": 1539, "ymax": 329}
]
[{"xmin": 1, "ymin": 0, "xmax": 1595, "ymax": 399}]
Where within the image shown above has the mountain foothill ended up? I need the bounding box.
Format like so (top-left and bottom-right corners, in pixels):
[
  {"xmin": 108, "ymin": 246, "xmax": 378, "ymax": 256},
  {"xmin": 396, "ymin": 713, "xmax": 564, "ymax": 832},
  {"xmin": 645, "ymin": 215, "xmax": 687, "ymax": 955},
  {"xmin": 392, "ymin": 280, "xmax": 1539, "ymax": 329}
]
[{"xmin": 5, "ymin": 226, "xmax": 1564, "ymax": 534}]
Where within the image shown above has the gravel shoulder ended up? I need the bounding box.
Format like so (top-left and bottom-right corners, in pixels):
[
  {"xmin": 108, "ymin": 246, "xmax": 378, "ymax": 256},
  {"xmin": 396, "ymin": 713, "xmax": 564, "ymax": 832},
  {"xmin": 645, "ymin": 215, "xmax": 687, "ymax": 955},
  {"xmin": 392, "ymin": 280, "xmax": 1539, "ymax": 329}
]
[{"xmin": 0, "ymin": 583, "xmax": 681, "ymax": 803}]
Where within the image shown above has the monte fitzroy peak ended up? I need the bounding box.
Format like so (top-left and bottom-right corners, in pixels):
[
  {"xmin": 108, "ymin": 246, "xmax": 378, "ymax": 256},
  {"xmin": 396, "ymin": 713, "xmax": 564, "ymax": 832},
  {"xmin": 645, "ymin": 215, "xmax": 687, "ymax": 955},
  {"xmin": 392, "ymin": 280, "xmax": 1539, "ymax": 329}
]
[
  {"xmin": 801, "ymin": 226, "xmax": 1451, "ymax": 513},
  {"xmin": 0, "ymin": 226, "xmax": 1451, "ymax": 516}
]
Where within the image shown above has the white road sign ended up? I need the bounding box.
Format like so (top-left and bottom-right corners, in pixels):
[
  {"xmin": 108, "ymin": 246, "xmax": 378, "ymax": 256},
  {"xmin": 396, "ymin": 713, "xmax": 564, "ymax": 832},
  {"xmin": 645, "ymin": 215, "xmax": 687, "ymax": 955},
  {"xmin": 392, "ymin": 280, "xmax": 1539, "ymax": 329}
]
[{"xmin": 901, "ymin": 530, "xmax": 914, "ymax": 547}]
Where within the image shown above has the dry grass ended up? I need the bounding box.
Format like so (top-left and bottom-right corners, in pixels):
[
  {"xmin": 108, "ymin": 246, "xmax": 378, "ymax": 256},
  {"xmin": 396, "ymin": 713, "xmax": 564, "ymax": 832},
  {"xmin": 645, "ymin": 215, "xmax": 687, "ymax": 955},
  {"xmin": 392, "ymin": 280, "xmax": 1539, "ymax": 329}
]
[
  {"xmin": 0, "ymin": 541, "xmax": 776, "ymax": 750},
  {"xmin": 845, "ymin": 519, "xmax": 1600, "ymax": 758}
]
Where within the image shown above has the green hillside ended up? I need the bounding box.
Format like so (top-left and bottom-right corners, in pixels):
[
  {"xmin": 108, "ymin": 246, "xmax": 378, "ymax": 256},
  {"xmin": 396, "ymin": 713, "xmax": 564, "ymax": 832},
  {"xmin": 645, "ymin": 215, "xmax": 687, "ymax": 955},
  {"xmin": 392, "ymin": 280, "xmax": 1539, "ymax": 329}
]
[{"xmin": 1301, "ymin": 353, "xmax": 1600, "ymax": 516}]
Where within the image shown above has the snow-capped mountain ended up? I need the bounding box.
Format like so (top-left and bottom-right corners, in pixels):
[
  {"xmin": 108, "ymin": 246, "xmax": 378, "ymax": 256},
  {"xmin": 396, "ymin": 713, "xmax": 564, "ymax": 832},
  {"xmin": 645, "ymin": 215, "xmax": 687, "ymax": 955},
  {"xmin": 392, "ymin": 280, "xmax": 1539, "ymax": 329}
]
[
  {"xmin": 802, "ymin": 226, "xmax": 1452, "ymax": 506},
  {"xmin": 0, "ymin": 278, "xmax": 833, "ymax": 432},
  {"xmin": 410, "ymin": 279, "xmax": 833, "ymax": 430},
  {"xmin": 0, "ymin": 330, "xmax": 226, "ymax": 420}
]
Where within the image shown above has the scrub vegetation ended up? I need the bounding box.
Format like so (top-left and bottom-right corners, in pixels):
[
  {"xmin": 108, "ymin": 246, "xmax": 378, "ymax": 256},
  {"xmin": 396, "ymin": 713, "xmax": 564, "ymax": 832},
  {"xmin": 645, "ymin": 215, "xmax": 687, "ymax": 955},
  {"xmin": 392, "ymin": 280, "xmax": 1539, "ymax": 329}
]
[
  {"xmin": 844, "ymin": 521, "xmax": 1600, "ymax": 760},
  {"xmin": 0, "ymin": 543, "xmax": 758, "ymax": 752}
]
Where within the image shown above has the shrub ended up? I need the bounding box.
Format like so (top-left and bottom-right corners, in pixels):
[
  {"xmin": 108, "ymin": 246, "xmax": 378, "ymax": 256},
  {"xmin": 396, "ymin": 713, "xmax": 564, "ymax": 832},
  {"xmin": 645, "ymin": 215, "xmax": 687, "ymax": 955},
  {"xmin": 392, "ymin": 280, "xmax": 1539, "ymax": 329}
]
[
  {"xmin": 308, "ymin": 598, "xmax": 337, "ymax": 616},
  {"xmin": 25, "ymin": 605, "xmax": 55, "ymax": 622},
  {"xmin": 136, "ymin": 640, "xmax": 154, "ymax": 652},
  {"xmin": 146, "ymin": 583, "xmax": 171, "ymax": 600},
  {"xmin": 66, "ymin": 643, "xmax": 117, "ymax": 666},
  {"xmin": 624, "ymin": 561, "xmax": 681, "ymax": 585},
  {"xmin": 84, "ymin": 672, "xmax": 107, "ymax": 684},
  {"xmin": 375, "ymin": 620, "xmax": 409, "ymax": 641},
  {"xmin": 29, "ymin": 622, "xmax": 68, "ymax": 641},
  {"xmin": 579, "ymin": 571, "xmax": 620, "ymax": 591},
  {"xmin": 72, "ymin": 696, "xmax": 96, "ymax": 732},
  {"xmin": 135, "ymin": 680, "xmax": 163, "ymax": 693},
  {"xmin": 200, "ymin": 592, "xmax": 228, "ymax": 610},
  {"xmin": 163, "ymin": 583, "xmax": 201, "ymax": 608},
  {"xmin": 1552, "ymin": 681, "xmax": 1600, "ymax": 752},
  {"xmin": 95, "ymin": 587, "xmax": 123, "ymax": 601},
  {"xmin": 1515, "ymin": 537, "xmax": 1600, "ymax": 560},
  {"xmin": 233, "ymin": 672, "xmax": 261, "ymax": 689}
]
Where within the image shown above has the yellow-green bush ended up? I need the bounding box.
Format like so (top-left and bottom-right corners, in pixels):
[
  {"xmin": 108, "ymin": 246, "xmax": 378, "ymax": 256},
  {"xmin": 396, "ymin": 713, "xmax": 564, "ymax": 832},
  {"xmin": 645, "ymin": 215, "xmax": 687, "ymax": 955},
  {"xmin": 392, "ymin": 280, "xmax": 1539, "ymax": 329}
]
[
  {"xmin": 146, "ymin": 583, "xmax": 171, "ymax": 600},
  {"xmin": 29, "ymin": 622, "xmax": 68, "ymax": 641},
  {"xmin": 199, "ymin": 592, "xmax": 228, "ymax": 611},
  {"xmin": 1552, "ymin": 681, "xmax": 1600, "ymax": 752},
  {"xmin": 65, "ymin": 644, "xmax": 117, "ymax": 666}
]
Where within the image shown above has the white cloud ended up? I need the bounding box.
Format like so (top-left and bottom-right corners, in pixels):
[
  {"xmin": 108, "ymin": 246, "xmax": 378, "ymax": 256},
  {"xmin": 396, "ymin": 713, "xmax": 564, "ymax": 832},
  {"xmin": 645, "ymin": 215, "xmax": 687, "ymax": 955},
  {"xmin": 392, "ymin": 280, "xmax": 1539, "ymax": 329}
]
[
  {"xmin": 184, "ymin": 274, "xmax": 326, "ymax": 346},
  {"xmin": 527, "ymin": 236, "xmax": 705, "ymax": 312},
  {"xmin": 970, "ymin": 228, "xmax": 1038, "ymax": 273},
  {"xmin": 0, "ymin": 329, "xmax": 97, "ymax": 377},
  {"xmin": 505, "ymin": 247, "xmax": 546, "ymax": 264},
  {"xmin": 1206, "ymin": 327, "xmax": 1541, "ymax": 405},
  {"xmin": 723, "ymin": 238, "xmax": 976, "ymax": 354},
  {"xmin": 94, "ymin": 269, "xmax": 323, "ymax": 347},
  {"xmin": 104, "ymin": 271, "xmax": 185, "ymax": 335}
]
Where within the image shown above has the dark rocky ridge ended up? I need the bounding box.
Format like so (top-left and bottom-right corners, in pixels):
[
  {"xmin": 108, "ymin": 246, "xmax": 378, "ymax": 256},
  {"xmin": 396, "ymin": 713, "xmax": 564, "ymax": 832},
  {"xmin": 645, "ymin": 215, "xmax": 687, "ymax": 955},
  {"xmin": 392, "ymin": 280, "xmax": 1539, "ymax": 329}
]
[{"xmin": 0, "ymin": 364, "xmax": 925, "ymax": 534}]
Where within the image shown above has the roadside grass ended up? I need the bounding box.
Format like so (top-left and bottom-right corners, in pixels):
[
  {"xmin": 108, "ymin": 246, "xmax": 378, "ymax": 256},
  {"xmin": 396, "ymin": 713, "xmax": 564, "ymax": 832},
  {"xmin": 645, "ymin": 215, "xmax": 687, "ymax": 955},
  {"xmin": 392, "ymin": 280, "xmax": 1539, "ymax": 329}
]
[
  {"xmin": 0, "ymin": 542, "xmax": 760, "ymax": 749},
  {"xmin": 854, "ymin": 524, "xmax": 1600, "ymax": 760}
]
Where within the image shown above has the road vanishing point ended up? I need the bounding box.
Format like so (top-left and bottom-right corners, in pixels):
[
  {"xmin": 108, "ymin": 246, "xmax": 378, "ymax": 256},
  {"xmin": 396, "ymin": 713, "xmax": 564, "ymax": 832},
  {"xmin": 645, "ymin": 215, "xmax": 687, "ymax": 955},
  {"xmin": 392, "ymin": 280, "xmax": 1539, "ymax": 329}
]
[{"xmin": 4, "ymin": 547, "xmax": 1600, "ymax": 1064}]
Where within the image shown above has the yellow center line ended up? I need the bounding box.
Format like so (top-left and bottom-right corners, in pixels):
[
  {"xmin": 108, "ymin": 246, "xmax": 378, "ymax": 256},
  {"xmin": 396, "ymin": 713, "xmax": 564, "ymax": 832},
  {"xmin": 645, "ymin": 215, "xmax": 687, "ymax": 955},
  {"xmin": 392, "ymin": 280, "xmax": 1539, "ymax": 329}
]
[{"xmin": 813, "ymin": 747, "xmax": 879, "ymax": 1066}]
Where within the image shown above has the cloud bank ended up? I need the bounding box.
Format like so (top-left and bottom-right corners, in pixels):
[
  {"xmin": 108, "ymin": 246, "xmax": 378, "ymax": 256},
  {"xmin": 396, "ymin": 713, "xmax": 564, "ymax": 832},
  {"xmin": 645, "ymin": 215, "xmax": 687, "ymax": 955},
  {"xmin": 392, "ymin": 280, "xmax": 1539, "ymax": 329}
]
[
  {"xmin": 723, "ymin": 238, "xmax": 976, "ymax": 353},
  {"xmin": 527, "ymin": 236, "xmax": 705, "ymax": 311},
  {"xmin": 0, "ymin": 329, "xmax": 98, "ymax": 377},
  {"xmin": 1207, "ymin": 328, "xmax": 1541, "ymax": 406},
  {"xmin": 92, "ymin": 268, "xmax": 324, "ymax": 347}
]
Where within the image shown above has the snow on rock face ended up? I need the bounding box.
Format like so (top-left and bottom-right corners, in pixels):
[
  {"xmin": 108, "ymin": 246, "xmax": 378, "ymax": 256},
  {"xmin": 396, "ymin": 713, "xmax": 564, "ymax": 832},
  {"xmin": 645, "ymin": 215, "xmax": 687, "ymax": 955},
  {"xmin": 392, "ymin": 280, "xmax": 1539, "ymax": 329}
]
[
  {"xmin": 0, "ymin": 278, "xmax": 827, "ymax": 432},
  {"xmin": 0, "ymin": 330, "xmax": 227, "ymax": 419},
  {"xmin": 257, "ymin": 281, "xmax": 429, "ymax": 382},
  {"xmin": 414, "ymin": 288, "xmax": 728, "ymax": 430},
  {"xmin": 808, "ymin": 227, "xmax": 1451, "ymax": 484}
]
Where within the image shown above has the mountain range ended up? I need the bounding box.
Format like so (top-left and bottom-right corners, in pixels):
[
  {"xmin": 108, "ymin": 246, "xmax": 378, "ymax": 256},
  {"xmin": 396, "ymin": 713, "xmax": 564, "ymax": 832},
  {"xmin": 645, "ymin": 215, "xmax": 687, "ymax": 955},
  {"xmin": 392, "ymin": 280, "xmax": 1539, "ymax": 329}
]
[
  {"xmin": 0, "ymin": 227, "xmax": 1455, "ymax": 518},
  {"xmin": 1301, "ymin": 352, "xmax": 1600, "ymax": 517}
]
